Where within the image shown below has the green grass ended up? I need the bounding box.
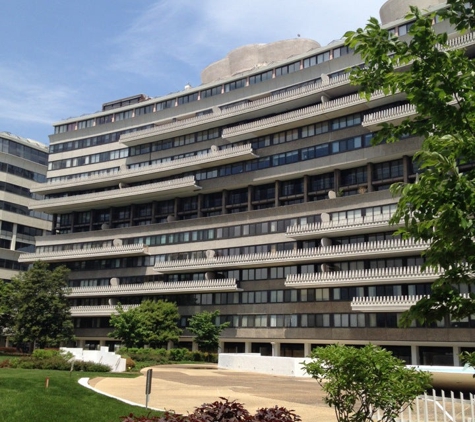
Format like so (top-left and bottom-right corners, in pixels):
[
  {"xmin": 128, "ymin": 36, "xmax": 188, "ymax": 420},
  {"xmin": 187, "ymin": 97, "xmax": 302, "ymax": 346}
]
[{"xmin": 0, "ymin": 368, "xmax": 163, "ymax": 421}]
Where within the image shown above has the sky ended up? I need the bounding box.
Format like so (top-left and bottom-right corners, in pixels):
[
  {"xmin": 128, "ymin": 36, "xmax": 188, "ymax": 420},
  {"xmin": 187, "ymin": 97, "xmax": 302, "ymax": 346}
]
[{"xmin": 0, "ymin": 1, "xmax": 383, "ymax": 145}]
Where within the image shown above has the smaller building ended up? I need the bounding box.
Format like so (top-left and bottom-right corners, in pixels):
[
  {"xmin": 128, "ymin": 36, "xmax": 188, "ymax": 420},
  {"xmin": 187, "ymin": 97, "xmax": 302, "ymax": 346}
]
[{"xmin": 0, "ymin": 132, "xmax": 51, "ymax": 347}]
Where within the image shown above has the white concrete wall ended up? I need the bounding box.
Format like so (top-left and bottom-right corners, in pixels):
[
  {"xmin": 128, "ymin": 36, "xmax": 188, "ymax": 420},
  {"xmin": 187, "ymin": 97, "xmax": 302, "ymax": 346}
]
[
  {"xmin": 218, "ymin": 353, "xmax": 311, "ymax": 377},
  {"xmin": 61, "ymin": 346, "xmax": 126, "ymax": 372}
]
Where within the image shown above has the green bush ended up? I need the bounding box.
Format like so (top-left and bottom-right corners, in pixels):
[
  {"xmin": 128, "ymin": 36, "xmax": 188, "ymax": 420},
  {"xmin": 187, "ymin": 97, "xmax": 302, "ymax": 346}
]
[{"xmin": 168, "ymin": 348, "xmax": 191, "ymax": 362}]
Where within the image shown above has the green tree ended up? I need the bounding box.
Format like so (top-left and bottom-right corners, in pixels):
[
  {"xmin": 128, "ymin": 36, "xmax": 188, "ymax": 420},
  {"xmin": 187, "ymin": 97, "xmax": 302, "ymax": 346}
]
[
  {"xmin": 139, "ymin": 299, "xmax": 182, "ymax": 348},
  {"xmin": 108, "ymin": 304, "xmax": 149, "ymax": 348},
  {"xmin": 0, "ymin": 281, "xmax": 13, "ymax": 333},
  {"xmin": 188, "ymin": 310, "xmax": 229, "ymax": 352},
  {"xmin": 344, "ymin": 0, "xmax": 475, "ymax": 326},
  {"xmin": 303, "ymin": 344, "xmax": 431, "ymax": 422},
  {"xmin": 109, "ymin": 300, "xmax": 181, "ymax": 348},
  {"xmin": 7, "ymin": 261, "xmax": 74, "ymax": 349}
]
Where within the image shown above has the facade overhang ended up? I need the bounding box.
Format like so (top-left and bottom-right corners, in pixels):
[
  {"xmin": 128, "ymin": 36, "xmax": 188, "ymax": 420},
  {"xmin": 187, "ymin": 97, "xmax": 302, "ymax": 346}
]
[
  {"xmin": 32, "ymin": 145, "xmax": 257, "ymax": 195},
  {"xmin": 154, "ymin": 239, "xmax": 427, "ymax": 273},
  {"xmin": 19, "ymin": 244, "xmax": 149, "ymax": 263},
  {"xmin": 68, "ymin": 278, "xmax": 240, "ymax": 298},
  {"xmin": 29, "ymin": 176, "xmax": 201, "ymax": 214}
]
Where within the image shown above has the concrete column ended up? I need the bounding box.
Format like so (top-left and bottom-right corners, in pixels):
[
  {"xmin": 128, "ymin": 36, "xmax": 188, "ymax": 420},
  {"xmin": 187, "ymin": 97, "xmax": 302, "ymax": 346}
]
[
  {"xmin": 99, "ymin": 339, "xmax": 106, "ymax": 347},
  {"xmin": 77, "ymin": 339, "xmax": 86, "ymax": 349},
  {"xmin": 10, "ymin": 223, "xmax": 17, "ymax": 250},
  {"xmin": 411, "ymin": 345, "xmax": 419, "ymax": 365},
  {"xmin": 197, "ymin": 194, "xmax": 203, "ymax": 218},
  {"xmin": 52, "ymin": 214, "xmax": 58, "ymax": 235},
  {"xmin": 218, "ymin": 341, "xmax": 224, "ymax": 353},
  {"xmin": 304, "ymin": 343, "xmax": 312, "ymax": 357},
  {"xmin": 222, "ymin": 190, "xmax": 228, "ymax": 214},
  {"xmin": 244, "ymin": 342, "xmax": 252, "ymax": 353},
  {"xmin": 129, "ymin": 204, "xmax": 135, "ymax": 226},
  {"xmin": 453, "ymin": 346, "xmax": 461, "ymax": 366},
  {"xmin": 247, "ymin": 185, "xmax": 253, "ymax": 211},
  {"xmin": 334, "ymin": 169, "xmax": 341, "ymax": 193},
  {"xmin": 274, "ymin": 181, "xmax": 280, "ymax": 207},
  {"xmin": 303, "ymin": 175, "xmax": 309, "ymax": 202},
  {"xmin": 366, "ymin": 163, "xmax": 374, "ymax": 192},
  {"xmin": 192, "ymin": 342, "xmax": 199, "ymax": 352},
  {"xmin": 167, "ymin": 340, "xmax": 174, "ymax": 351},
  {"xmin": 151, "ymin": 201, "xmax": 157, "ymax": 224},
  {"xmin": 271, "ymin": 342, "xmax": 280, "ymax": 357}
]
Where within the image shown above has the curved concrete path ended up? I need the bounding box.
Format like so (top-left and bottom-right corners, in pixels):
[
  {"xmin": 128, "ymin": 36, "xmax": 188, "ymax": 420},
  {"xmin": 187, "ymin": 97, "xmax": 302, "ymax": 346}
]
[{"xmin": 89, "ymin": 364, "xmax": 336, "ymax": 421}]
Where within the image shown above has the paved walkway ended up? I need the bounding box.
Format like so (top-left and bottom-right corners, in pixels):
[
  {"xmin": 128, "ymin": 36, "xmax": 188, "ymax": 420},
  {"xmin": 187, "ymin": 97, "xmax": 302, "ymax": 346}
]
[{"xmin": 89, "ymin": 364, "xmax": 336, "ymax": 422}]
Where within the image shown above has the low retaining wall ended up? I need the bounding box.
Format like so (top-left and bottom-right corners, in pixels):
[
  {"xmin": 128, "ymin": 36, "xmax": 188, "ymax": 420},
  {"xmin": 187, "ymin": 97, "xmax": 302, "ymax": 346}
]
[
  {"xmin": 61, "ymin": 346, "xmax": 126, "ymax": 372},
  {"xmin": 218, "ymin": 353, "xmax": 311, "ymax": 377}
]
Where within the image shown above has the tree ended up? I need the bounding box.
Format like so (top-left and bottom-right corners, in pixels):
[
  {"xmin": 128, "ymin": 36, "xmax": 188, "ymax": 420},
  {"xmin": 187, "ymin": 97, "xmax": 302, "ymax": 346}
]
[
  {"xmin": 344, "ymin": 0, "xmax": 475, "ymax": 326},
  {"xmin": 109, "ymin": 299, "xmax": 182, "ymax": 348},
  {"xmin": 303, "ymin": 344, "xmax": 431, "ymax": 422},
  {"xmin": 6, "ymin": 261, "xmax": 74, "ymax": 349},
  {"xmin": 188, "ymin": 310, "xmax": 229, "ymax": 352},
  {"xmin": 0, "ymin": 281, "xmax": 13, "ymax": 333}
]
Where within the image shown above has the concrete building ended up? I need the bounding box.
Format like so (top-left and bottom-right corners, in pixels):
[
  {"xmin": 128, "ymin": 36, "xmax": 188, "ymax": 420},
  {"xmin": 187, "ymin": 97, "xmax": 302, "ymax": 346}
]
[
  {"xmin": 21, "ymin": 0, "xmax": 474, "ymax": 364},
  {"xmin": 0, "ymin": 132, "xmax": 51, "ymax": 347}
]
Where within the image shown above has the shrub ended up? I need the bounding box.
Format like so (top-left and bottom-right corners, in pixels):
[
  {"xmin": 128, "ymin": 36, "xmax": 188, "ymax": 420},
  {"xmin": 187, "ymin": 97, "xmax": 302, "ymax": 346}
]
[
  {"xmin": 254, "ymin": 406, "xmax": 302, "ymax": 422},
  {"xmin": 168, "ymin": 348, "xmax": 191, "ymax": 362},
  {"xmin": 193, "ymin": 397, "xmax": 253, "ymax": 422},
  {"xmin": 126, "ymin": 357, "xmax": 136, "ymax": 370},
  {"xmin": 73, "ymin": 361, "xmax": 111, "ymax": 372},
  {"xmin": 0, "ymin": 359, "xmax": 11, "ymax": 368}
]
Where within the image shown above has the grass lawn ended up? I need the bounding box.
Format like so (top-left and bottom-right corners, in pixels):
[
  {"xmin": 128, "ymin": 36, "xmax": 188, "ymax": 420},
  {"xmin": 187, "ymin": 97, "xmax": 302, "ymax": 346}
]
[{"xmin": 0, "ymin": 368, "xmax": 163, "ymax": 421}]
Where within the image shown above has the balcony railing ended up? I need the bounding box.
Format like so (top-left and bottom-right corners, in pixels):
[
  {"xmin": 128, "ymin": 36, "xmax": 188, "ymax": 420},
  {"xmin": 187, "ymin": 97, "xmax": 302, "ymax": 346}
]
[
  {"xmin": 351, "ymin": 294, "xmax": 424, "ymax": 312},
  {"xmin": 155, "ymin": 239, "xmax": 427, "ymax": 273},
  {"xmin": 32, "ymin": 144, "xmax": 256, "ymax": 194},
  {"xmin": 68, "ymin": 278, "xmax": 239, "ymax": 297},
  {"xmin": 29, "ymin": 176, "xmax": 201, "ymax": 214},
  {"xmin": 19, "ymin": 244, "xmax": 149, "ymax": 263},
  {"xmin": 286, "ymin": 212, "xmax": 399, "ymax": 239},
  {"xmin": 70, "ymin": 304, "xmax": 139, "ymax": 317},
  {"xmin": 119, "ymin": 74, "xmax": 352, "ymax": 146},
  {"xmin": 352, "ymin": 292, "xmax": 473, "ymax": 312},
  {"xmin": 285, "ymin": 266, "xmax": 439, "ymax": 288},
  {"xmin": 222, "ymin": 90, "xmax": 387, "ymax": 142}
]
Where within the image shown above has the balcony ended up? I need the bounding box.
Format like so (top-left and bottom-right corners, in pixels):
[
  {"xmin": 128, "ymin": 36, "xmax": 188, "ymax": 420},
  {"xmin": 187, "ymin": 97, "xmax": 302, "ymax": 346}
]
[
  {"xmin": 362, "ymin": 103, "xmax": 417, "ymax": 131},
  {"xmin": 32, "ymin": 144, "xmax": 256, "ymax": 195},
  {"xmin": 154, "ymin": 239, "xmax": 427, "ymax": 273},
  {"xmin": 19, "ymin": 244, "xmax": 149, "ymax": 263},
  {"xmin": 119, "ymin": 74, "xmax": 355, "ymax": 147},
  {"xmin": 29, "ymin": 176, "xmax": 201, "ymax": 214},
  {"xmin": 70, "ymin": 304, "xmax": 139, "ymax": 317},
  {"xmin": 221, "ymin": 90, "xmax": 403, "ymax": 143},
  {"xmin": 68, "ymin": 278, "xmax": 240, "ymax": 298},
  {"xmin": 286, "ymin": 212, "xmax": 400, "ymax": 240},
  {"xmin": 351, "ymin": 295, "xmax": 423, "ymax": 312},
  {"xmin": 285, "ymin": 266, "xmax": 439, "ymax": 288}
]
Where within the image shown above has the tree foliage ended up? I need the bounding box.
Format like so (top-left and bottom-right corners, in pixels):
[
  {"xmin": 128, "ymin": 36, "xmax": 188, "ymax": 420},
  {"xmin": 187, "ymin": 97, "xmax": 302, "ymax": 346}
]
[
  {"xmin": 188, "ymin": 310, "xmax": 229, "ymax": 352},
  {"xmin": 5, "ymin": 261, "xmax": 74, "ymax": 349},
  {"xmin": 303, "ymin": 344, "xmax": 431, "ymax": 422},
  {"xmin": 345, "ymin": 0, "xmax": 475, "ymax": 326},
  {"xmin": 109, "ymin": 300, "xmax": 182, "ymax": 348}
]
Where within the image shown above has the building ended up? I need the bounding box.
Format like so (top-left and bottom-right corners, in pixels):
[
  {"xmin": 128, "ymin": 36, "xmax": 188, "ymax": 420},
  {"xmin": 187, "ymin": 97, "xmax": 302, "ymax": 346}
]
[
  {"xmin": 21, "ymin": 0, "xmax": 474, "ymax": 364},
  {"xmin": 0, "ymin": 132, "xmax": 51, "ymax": 347}
]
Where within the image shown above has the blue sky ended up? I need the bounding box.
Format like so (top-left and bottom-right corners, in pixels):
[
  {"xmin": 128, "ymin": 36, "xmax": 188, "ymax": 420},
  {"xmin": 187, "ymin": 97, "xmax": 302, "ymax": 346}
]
[{"xmin": 1, "ymin": 1, "xmax": 383, "ymax": 145}]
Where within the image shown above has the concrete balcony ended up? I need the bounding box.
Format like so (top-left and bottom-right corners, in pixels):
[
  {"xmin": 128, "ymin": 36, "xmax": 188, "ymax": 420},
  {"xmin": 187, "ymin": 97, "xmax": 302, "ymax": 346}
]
[
  {"xmin": 119, "ymin": 74, "xmax": 354, "ymax": 146},
  {"xmin": 286, "ymin": 211, "xmax": 400, "ymax": 240},
  {"xmin": 351, "ymin": 295, "xmax": 423, "ymax": 312},
  {"xmin": 68, "ymin": 278, "xmax": 240, "ymax": 298},
  {"xmin": 221, "ymin": 90, "xmax": 403, "ymax": 143},
  {"xmin": 29, "ymin": 176, "xmax": 201, "ymax": 214},
  {"xmin": 33, "ymin": 144, "xmax": 256, "ymax": 195},
  {"xmin": 70, "ymin": 304, "xmax": 139, "ymax": 317},
  {"xmin": 19, "ymin": 244, "xmax": 149, "ymax": 263},
  {"xmin": 285, "ymin": 266, "xmax": 439, "ymax": 288},
  {"xmin": 154, "ymin": 238, "xmax": 426, "ymax": 273},
  {"xmin": 362, "ymin": 103, "xmax": 417, "ymax": 131}
]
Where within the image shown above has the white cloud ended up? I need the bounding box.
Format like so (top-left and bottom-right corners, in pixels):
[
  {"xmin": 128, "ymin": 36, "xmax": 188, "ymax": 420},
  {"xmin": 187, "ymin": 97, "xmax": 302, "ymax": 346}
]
[
  {"xmin": 0, "ymin": 63, "xmax": 83, "ymax": 126},
  {"xmin": 108, "ymin": 0, "xmax": 382, "ymax": 81}
]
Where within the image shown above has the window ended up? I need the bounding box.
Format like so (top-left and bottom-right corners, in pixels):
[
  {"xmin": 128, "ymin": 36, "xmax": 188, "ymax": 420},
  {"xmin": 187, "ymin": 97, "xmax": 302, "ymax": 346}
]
[
  {"xmin": 114, "ymin": 110, "xmax": 133, "ymax": 121},
  {"xmin": 333, "ymin": 46, "xmax": 352, "ymax": 58},
  {"xmin": 136, "ymin": 105, "xmax": 153, "ymax": 115},
  {"xmin": 201, "ymin": 86, "xmax": 222, "ymax": 98},
  {"xmin": 224, "ymin": 78, "xmax": 246, "ymax": 92},
  {"xmin": 96, "ymin": 115, "xmax": 113, "ymax": 125},
  {"xmin": 249, "ymin": 70, "xmax": 273, "ymax": 85},
  {"xmin": 275, "ymin": 61, "xmax": 300, "ymax": 76},
  {"xmin": 177, "ymin": 92, "xmax": 198, "ymax": 105},
  {"xmin": 303, "ymin": 51, "xmax": 330, "ymax": 68}
]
